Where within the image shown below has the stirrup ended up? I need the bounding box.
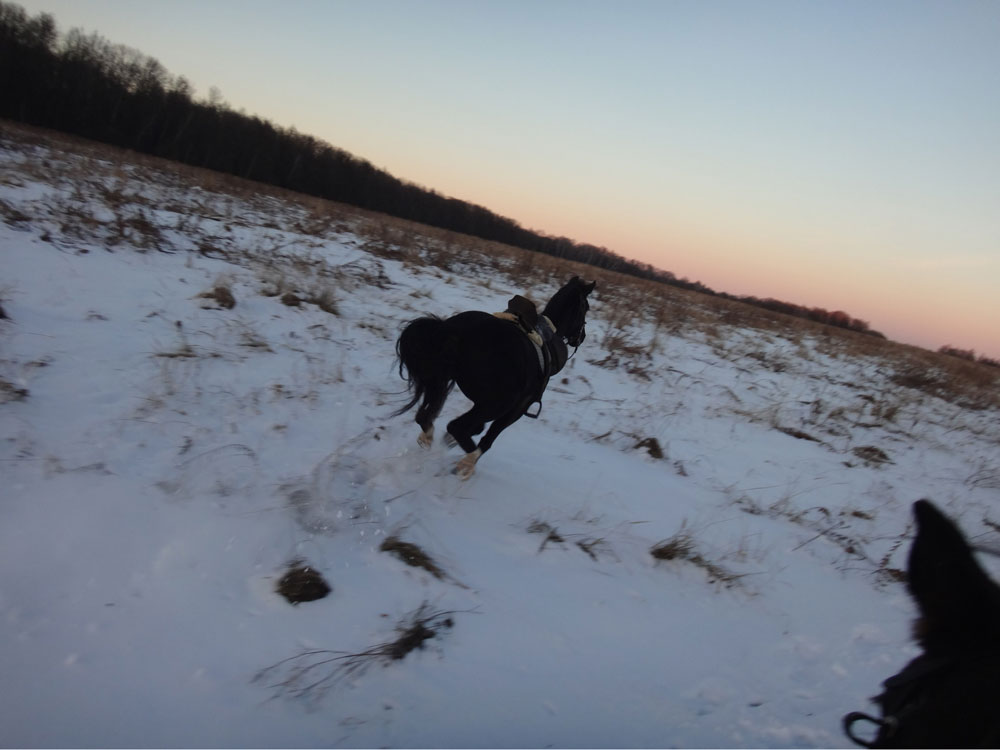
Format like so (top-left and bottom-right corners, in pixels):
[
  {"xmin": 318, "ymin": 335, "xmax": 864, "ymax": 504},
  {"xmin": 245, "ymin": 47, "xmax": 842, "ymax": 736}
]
[{"xmin": 524, "ymin": 401, "xmax": 542, "ymax": 419}]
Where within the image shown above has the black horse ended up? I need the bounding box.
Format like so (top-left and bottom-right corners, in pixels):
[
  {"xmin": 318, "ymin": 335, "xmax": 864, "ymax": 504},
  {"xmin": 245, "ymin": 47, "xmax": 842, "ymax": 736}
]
[
  {"xmin": 844, "ymin": 499, "xmax": 1000, "ymax": 747},
  {"xmin": 394, "ymin": 276, "xmax": 595, "ymax": 479}
]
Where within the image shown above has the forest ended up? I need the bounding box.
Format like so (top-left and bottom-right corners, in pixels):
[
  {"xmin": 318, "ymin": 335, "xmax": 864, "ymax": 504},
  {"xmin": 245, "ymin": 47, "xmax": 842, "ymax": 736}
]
[{"xmin": 5, "ymin": 0, "xmax": 993, "ymax": 356}]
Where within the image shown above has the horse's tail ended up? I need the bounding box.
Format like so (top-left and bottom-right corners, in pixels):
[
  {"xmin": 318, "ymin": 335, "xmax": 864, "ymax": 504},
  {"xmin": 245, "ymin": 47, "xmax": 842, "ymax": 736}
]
[{"xmin": 393, "ymin": 315, "xmax": 455, "ymax": 416}]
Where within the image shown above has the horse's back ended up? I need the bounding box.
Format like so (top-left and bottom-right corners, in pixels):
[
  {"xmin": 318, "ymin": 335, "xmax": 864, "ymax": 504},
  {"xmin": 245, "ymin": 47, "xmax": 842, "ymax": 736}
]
[
  {"xmin": 445, "ymin": 309, "xmax": 509, "ymax": 331},
  {"xmin": 441, "ymin": 310, "xmax": 541, "ymax": 401}
]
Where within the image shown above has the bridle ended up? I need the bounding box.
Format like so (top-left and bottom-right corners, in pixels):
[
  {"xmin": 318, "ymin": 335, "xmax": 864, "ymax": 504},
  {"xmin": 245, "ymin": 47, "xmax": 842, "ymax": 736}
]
[
  {"xmin": 843, "ymin": 655, "xmax": 953, "ymax": 747},
  {"xmin": 843, "ymin": 711, "xmax": 898, "ymax": 748},
  {"xmin": 565, "ymin": 296, "xmax": 588, "ymax": 350}
]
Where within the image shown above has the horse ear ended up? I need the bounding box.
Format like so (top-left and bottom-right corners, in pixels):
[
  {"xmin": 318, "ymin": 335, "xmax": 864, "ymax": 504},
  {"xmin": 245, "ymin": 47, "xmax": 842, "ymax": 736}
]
[
  {"xmin": 908, "ymin": 500, "xmax": 1000, "ymax": 647},
  {"xmin": 585, "ymin": 280, "xmax": 596, "ymax": 295}
]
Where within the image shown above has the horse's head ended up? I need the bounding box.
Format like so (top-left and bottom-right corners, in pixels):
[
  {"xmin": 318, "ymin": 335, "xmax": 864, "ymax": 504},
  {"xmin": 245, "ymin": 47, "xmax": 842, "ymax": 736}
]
[
  {"xmin": 545, "ymin": 276, "xmax": 595, "ymax": 349},
  {"xmin": 844, "ymin": 500, "xmax": 1000, "ymax": 748}
]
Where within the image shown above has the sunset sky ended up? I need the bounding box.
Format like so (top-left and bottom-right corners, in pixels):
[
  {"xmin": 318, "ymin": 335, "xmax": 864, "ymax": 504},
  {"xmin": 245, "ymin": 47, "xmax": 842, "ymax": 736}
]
[{"xmin": 20, "ymin": 0, "xmax": 1000, "ymax": 358}]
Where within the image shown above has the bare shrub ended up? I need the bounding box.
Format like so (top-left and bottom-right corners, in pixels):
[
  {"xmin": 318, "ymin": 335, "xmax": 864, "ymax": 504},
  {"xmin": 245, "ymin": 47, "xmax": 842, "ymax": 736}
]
[{"xmin": 252, "ymin": 602, "xmax": 458, "ymax": 703}]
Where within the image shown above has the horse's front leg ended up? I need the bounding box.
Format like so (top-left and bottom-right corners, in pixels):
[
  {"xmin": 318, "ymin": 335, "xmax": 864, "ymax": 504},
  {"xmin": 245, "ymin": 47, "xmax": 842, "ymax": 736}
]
[
  {"xmin": 453, "ymin": 449, "xmax": 482, "ymax": 480},
  {"xmin": 448, "ymin": 405, "xmax": 524, "ymax": 480},
  {"xmin": 446, "ymin": 404, "xmax": 492, "ymax": 479}
]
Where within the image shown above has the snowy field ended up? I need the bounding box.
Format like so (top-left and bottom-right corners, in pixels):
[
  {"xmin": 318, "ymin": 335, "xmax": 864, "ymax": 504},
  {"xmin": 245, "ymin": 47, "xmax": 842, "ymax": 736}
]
[{"xmin": 2, "ymin": 124, "xmax": 999, "ymax": 748}]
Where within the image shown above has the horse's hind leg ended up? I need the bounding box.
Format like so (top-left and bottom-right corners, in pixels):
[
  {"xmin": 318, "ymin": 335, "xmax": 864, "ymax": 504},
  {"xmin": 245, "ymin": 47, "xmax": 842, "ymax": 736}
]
[
  {"xmin": 417, "ymin": 426, "xmax": 434, "ymax": 449},
  {"xmin": 414, "ymin": 380, "xmax": 450, "ymax": 448}
]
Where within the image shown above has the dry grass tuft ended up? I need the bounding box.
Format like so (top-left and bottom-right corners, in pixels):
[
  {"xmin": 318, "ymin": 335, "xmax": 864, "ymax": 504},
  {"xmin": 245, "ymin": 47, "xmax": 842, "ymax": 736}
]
[
  {"xmin": 305, "ymin": 287, "xmax": 339, "ymax": 316},
  {"xmin": 852, "ymin": 445, "xmax": 892, "ymax": 467},
  {"xmin": 198, "ymin": 285, "xmax": 236, "ymax": 309},
  {"xmin": 777, "ymin": 427, "xmax": 821, "ymax": 443},
  {"xmin": 634, "ymin": 437, "xmax": 664, "ymax": 459},
  {"xmin": 650, "ymin": 530, "xmax": 743, "ymax": 589},
  {"xmin": 0, "ymin": 197, "xmax": 31, "ymax": 228},
  {"xmin": 379, "ymin": 536, "xmax": 446, "ymax": 580},
  {"xmin": 0, "ymin": 378, "xmax": 30, "ymax": 403},
  {"xmin": 527, "ymin": 520, "xmax": 566, "ymax": 552}
]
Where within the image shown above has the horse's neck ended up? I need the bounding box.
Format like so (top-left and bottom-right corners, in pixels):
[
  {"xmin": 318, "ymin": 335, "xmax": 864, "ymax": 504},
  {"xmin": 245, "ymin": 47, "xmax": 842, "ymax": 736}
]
[{"xmin": 542, "ymin": 298, "xmax": 570, "ymax": 337}]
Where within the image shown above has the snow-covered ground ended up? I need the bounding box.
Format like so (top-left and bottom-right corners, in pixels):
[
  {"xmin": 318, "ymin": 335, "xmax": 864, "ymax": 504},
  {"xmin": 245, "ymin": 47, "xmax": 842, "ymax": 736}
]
[{"xmin": 2, "ymin": 125, "xmax": 999, "ymax": 748}]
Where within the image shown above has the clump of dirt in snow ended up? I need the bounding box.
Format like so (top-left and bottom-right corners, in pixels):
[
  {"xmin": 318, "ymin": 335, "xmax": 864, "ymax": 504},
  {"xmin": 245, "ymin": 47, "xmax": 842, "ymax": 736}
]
[{"xmin": 276, "ymin": 560, "xmax": 331, "ymax": 604}]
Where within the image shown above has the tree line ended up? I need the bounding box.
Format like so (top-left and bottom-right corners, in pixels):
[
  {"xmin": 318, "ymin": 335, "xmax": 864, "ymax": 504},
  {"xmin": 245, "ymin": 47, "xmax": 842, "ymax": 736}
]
[{"xmin": 1, "ymin": 1, "xmax": 891, "ymax": 341}]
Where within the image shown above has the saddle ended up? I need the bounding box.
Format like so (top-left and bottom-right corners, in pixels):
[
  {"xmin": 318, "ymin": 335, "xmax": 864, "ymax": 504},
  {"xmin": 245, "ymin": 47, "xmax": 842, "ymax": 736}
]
[
  {"xmin": 494, "ymin": 295, "xmax": 568, "ymax": 418},
  {"xmin": 505, "ymin": 295, "xmax": 539, "ymax": 333}
]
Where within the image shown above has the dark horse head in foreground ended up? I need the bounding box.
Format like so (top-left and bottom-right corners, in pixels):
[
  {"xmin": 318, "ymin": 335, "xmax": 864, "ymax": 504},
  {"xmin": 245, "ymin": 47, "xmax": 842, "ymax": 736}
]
[
  {"xmin": 394, "ymin": 276, "xmax": 595, "ymax": 479},
  {"xmin": 844, "ymin": 499, "xmax": 1000, "ymax": 747}
]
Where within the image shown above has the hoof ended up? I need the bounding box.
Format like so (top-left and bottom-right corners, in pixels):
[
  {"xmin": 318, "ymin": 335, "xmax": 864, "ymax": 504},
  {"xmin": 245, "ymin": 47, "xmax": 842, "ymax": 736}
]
[
  {"xmin": 443, "ymin": 431, "xmax": 458, "ymax": 449},
  {"xmin": 452, "ymin": 449, "xmax": 481, "ymax": 480},
  {"xmin": 417, "ymin": 427, "xmax": 434, "ymax": 449}
]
